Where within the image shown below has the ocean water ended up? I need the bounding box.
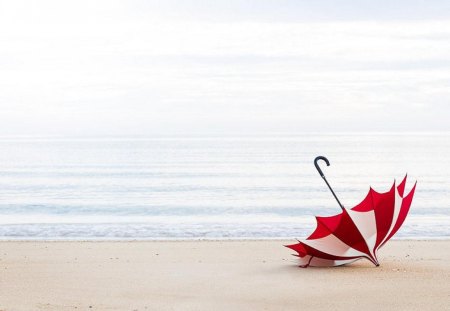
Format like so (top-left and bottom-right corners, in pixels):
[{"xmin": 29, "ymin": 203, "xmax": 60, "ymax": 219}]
[{"xmin": 0, "ymin": 134, "xmax": 449, "ymax": 240}]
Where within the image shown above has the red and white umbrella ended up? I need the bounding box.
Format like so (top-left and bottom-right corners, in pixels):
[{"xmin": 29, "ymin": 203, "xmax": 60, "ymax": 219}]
[{"xmin": 286, "ymin": 156, "xmax": 416, "ymax": 267}]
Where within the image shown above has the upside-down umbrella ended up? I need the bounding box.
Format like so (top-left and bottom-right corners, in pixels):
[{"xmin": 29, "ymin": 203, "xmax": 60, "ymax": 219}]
[{"xmin": 286, "ymin": 156, "xmax": 416, "ymax": 267}]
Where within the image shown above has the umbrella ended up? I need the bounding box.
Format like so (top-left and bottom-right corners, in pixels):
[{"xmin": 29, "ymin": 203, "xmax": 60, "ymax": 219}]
[{"xmin": 286, "ymin": 156, "xmax": 416, "ymax": 267}]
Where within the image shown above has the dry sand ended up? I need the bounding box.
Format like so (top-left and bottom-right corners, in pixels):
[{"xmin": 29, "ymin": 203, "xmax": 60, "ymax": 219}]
[{"xmin": 0, "ymin": 240, "xmax": 449, "ymax": 310}]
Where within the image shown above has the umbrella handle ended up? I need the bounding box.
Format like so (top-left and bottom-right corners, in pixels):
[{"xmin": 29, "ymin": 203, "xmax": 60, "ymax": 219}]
[
  {"xmin": 314, "ymin": 156, "xmax": 329, "ymax": 178},
  {"xmin": 314, "ymin": 156, "xmax": 344, "ymax": 210}
]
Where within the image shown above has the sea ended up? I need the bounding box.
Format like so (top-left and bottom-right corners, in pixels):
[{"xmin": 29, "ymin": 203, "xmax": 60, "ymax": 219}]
[{"xmin": 0, "ymin": 133, "xmax": 449, "ymax": 240}]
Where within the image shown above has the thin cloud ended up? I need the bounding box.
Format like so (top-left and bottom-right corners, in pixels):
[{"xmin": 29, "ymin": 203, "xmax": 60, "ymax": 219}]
[{"xmin": 0, "ymin": 1, "xmax": 449, "ymax": 136}]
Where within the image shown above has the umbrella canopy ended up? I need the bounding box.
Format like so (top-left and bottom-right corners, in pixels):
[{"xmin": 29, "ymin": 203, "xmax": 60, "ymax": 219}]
[{"xmin": 286, "ymin": 156, "xmax": 416, "ymax": 267}]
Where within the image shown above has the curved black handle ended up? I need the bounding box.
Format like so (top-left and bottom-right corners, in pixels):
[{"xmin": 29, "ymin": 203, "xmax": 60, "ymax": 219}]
[{"xmin": 314, "ymin": 156, "xmax": 330, "ymax": 178}]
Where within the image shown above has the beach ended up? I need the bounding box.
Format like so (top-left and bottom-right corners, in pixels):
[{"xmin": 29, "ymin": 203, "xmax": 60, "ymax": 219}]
[
  {"xmin": 0, "ymin": 240, "xmax": 449, "ymax": 310},
  {"xmin": 2, "ymin": 0, "xmax": 450, "ymax": 309}
]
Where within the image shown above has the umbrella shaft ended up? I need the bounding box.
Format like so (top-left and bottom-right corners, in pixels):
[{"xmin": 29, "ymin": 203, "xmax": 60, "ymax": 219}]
[{"xmin": 321, "ymin": 176, "xmax": 344, "ymax": 210}]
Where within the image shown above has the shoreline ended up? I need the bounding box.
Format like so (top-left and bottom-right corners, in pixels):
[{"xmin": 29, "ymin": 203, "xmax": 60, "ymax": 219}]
[
  {"xmin": 1, "ymin": 240, "xmax": 449, "ymax": 310},
  {"xmin": 0, "ymin": 237, "xmax": 448, "ymax": 242}
]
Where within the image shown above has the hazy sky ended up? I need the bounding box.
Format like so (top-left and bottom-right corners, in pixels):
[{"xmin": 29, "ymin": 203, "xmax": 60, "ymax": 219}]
[{"xmin": 1, "ymin": 0, "xmax": 450, "ymax": 136}]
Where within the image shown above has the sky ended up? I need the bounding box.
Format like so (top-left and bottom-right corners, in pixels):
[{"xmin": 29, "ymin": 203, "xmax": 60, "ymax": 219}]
[{"xmin": 0, "ymin": 0, "xmax": 450, "ymax": 137}]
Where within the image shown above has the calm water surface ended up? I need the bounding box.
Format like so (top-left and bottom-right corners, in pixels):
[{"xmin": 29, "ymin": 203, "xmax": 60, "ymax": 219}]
[{"xmin": 0, "ymin": 134, "xmax": 448, "ymax": 239}]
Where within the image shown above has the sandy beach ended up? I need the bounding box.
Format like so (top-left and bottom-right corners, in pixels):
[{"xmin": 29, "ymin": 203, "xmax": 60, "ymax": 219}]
[{"xmin": 0, "ymin": 240, "xmax": 449, "ymax": 311}]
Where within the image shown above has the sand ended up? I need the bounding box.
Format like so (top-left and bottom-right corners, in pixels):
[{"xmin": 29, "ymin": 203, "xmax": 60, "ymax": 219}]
[{"xmin": 0, "ymin": 240, "xmax": 449, "ymax": 310}]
